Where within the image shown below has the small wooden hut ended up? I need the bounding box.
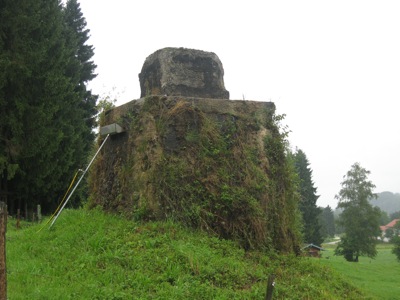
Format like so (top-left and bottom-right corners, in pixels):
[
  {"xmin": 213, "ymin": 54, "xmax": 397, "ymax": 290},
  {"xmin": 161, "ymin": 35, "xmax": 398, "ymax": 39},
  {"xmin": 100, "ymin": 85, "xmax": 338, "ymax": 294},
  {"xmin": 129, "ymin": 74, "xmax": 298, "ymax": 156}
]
[{"xmin": 302, "ymin": 244, "xmax": 325, "ymax": 257}]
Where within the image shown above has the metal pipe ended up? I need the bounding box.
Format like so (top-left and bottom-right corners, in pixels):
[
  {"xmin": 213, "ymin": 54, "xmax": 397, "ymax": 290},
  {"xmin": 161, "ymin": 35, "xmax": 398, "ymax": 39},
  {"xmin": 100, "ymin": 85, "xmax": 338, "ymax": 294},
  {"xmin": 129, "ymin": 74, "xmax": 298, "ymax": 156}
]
[{"xmin": 49, "ymin": 134, "xmax": 110, "ymax": 228}]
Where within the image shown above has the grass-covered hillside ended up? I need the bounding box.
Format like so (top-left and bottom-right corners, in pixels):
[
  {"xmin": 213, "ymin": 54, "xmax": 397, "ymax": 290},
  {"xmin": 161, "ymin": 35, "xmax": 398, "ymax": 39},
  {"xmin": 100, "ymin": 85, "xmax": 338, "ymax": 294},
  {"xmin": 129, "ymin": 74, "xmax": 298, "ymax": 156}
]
[{"xmin": 7, "ymin": 209, "xmax": 364, "ymax": 299}]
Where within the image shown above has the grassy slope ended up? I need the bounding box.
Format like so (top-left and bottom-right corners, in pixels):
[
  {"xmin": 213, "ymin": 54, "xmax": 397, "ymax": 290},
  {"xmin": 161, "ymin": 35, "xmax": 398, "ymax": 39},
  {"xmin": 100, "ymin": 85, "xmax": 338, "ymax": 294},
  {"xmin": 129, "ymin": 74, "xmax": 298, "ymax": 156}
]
[
  {"xmin": 319, "ymin": 243, "xmax": 400, "ymax": 300},
  {"xmin": 7, "ymin": 209, "xmax": 364, "ymax": 299}
]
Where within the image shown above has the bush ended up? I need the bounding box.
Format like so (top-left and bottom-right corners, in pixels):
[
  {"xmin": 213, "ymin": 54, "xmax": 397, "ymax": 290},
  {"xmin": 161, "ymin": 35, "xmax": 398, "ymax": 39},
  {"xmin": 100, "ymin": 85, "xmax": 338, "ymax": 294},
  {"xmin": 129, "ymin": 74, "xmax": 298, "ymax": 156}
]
[{"xmin": 392, "ymin": 235, "xmax": 400, "ymax": 261}]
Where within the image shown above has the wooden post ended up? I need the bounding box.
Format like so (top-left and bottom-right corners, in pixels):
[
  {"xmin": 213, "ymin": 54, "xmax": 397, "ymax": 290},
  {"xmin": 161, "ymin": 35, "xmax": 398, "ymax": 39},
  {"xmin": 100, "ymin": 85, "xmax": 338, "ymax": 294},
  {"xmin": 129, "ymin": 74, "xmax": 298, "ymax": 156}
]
[
  {"xmin": 37, "ymin": 205, "xmax": 42, "ymax": 223},
  {"xmin": 0, "ymin": 202, "xmax": 7, "ymax": 300},
  {"xmin": 16, "ymin": 209, "xmax": 20, "ymax": 229},
  {"xmin": 24, "ymin": 201, "xmax": 28, "ymax": 220},
  {"xmin": 265, "ymin": 274, "xmax": 275, "ymax": 300}
]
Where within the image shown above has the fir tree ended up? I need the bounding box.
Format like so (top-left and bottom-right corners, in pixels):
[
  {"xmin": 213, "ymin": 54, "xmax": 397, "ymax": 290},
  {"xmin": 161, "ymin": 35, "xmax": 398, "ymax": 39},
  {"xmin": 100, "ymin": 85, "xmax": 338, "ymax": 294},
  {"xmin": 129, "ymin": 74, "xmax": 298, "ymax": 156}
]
[
  {"xmin": 293, "ymin": 149, "xmax": 323, "ymax": 246},
  {"xmin": 318, "ymin": 205, "xmax": 335, "ymax": 238},
  {"xmin": 0, "ymin": 0, "xmax": 97, "ymax": 213},
  {"xmin": 63, "ymin": 0, "xmax": 97, "ymax": 139}
]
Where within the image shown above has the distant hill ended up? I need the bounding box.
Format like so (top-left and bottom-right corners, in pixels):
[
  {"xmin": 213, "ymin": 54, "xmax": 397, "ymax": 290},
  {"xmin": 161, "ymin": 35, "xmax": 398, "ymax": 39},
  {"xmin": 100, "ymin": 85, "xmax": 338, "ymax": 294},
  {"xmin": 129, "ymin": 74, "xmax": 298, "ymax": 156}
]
[{"xmin": 370, "ymin": 191, "xmax": 400, "ymax": 215}]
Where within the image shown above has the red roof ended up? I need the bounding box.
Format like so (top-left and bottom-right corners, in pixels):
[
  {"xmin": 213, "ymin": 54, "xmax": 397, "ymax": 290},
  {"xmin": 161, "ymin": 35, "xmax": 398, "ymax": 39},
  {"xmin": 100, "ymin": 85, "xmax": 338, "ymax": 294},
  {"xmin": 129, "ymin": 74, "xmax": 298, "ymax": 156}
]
[
  {"xmin": 381, "ymin": 219, "xmax": 400, "ymax": 231},
  {"xmin": 386, "ymin": 219, "xmax": 400, "ymax": 228}
]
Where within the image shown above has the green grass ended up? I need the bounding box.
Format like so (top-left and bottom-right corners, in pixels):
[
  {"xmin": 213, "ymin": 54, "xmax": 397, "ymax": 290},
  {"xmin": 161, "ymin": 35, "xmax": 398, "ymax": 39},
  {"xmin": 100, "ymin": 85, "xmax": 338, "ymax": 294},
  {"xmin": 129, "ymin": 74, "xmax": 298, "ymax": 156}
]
[
  {"xmin": 319, "ymin": 243, "xmax": 400, "ymax": 300},
  {"xmin": 7, "ymin": 209, "xmax": 364, "ymax": 299}
]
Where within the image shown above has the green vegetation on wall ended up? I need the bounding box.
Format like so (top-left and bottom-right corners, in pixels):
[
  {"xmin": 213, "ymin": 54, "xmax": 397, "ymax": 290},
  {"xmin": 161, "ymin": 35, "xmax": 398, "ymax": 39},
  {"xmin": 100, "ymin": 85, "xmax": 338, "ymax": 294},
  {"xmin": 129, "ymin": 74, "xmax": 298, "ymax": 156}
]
[{"xmin": 89, "ymin": 96, "xmax": 302, "ymax": 253}]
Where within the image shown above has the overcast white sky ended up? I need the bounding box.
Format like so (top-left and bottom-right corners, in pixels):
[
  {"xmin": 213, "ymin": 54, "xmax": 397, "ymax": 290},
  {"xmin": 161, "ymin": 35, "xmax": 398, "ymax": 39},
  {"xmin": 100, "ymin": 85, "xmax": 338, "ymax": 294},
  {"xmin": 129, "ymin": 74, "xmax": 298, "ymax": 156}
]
[{"xmin": 78, "ymin": 0, "xmax": 400, "ymax": 208}]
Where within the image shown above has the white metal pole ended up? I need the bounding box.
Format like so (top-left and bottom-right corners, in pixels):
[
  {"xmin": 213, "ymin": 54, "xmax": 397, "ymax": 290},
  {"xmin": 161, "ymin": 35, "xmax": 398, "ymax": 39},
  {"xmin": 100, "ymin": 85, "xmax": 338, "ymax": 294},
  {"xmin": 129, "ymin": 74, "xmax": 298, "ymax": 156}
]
[{"xmin": 49, "ymin": 134, "xmax": 110, "ymax": 228}]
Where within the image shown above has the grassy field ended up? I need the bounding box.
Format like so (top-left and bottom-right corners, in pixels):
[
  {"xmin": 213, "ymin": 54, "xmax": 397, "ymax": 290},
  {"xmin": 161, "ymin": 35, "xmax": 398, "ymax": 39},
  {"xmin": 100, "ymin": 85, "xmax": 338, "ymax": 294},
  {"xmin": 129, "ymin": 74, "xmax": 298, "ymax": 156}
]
[
  {"xmin": 319, "ymin": 243, "xmax": 400, "ymax": 300},
  {"xmin": 6, "ymin": 209, "xmax": 365, "ymax": 299}
]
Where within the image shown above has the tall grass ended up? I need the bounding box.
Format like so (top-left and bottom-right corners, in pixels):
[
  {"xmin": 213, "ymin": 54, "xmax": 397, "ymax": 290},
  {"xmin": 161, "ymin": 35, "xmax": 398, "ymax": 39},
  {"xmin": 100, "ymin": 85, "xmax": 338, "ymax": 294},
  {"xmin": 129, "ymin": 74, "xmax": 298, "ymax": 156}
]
[{"xmin": 7, "ymin": 209, "xmax": 364, "ymax": 299}]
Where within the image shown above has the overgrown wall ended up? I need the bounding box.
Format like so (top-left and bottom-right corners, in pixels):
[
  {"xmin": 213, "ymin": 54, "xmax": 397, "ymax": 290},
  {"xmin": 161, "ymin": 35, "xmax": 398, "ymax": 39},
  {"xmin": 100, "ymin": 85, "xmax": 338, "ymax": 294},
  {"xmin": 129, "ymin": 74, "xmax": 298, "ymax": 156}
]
[{"xmin": 89, "ymin": 96, "xmax": 301, "ymax": 253}]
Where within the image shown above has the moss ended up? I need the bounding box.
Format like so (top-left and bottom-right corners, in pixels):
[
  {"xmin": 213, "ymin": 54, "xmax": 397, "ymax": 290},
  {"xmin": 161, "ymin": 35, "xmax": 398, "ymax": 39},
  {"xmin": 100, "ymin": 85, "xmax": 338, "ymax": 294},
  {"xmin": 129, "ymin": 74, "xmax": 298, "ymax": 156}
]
[{"xmin": 89, "ymin": 96, "xmax": 301, "ymax": 253}]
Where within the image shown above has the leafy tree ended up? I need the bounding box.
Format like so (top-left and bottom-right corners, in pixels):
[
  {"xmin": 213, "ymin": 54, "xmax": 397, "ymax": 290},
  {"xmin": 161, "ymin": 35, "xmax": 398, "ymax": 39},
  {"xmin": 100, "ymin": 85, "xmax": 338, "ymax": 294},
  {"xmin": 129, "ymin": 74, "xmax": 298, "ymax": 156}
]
[
  {"xmin": 385, "ymin": 228, "xmax": 394, "ymax": 241},
  {"xmin": 394, "ymin": 221, "xmax": 400, "ymax": 236},
  {"xmin": 392, "ymin": 235, "xmax": 400, "ymax": 262},
  {"xmin": 334, "ymin": 163, "xmax": 381, "ymax": 262},
  {"xmin": 378, "ymin": 209, "xmax": 390, "ymax": 226},
  {"xmin": 333, "ymin": 208, "xmax": 344, "ymax": 234},
  {"xmin": 293, "ymin": 149, "xmax": 323, "ymax": 246},
  {"xmin": 96, "ymin": 88, "xmax": 119, "ymax": 125},
  {"xmin": 319, "ymin": 205, "xmax": 335, "ymax": 238}
]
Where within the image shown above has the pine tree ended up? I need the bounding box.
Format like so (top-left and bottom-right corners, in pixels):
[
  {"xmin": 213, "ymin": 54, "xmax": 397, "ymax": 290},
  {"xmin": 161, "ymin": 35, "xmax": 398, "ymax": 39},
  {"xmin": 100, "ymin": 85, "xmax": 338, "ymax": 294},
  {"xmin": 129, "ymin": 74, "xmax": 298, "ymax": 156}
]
[
  {"xmin": 63, "ymin": 0, "xmax": 97, "ymax": 142},
  {"xmin": 335, "ymin": 163, "xmax": 381, "ymax": 262},
  {"xmin": 0, "ymin": 0, "xmax": 97, "ymax": 213},
  {"xmin": 58, "ymin": 0, "xmax": 98, "ymax": 205},
  {"xmin": 293, "ymin": 149, "xmax": 323, "ymax": 246},
  {"xmin": 1, "ymin": 0, "xmax": 63, "ymax": 208},
  {"xmin": 0, "ymin": 0, "xmax": 18, "ymax": 198},
  {"xmin": 318, "ymin": 205, "xmax": 335, "ymax": 238}
]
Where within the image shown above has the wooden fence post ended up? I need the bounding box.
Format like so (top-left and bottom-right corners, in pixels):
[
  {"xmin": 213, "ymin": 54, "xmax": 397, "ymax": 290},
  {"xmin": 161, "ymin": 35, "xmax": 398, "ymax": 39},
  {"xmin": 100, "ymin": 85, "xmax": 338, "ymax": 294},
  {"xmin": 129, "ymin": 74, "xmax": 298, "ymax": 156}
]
[
  {"xmin": 16, "ymin": 209, "xmax": 20, "ymax": 229},
  {"xmin": 0, "ymin": 202, "xmax": 7, "ymax": 300},
  {"xmin": 265, "ymin": 274, "xmax": 275, "ymax": 300},
  {"xmin": 37, "ymin": 205, "xmax": 42, "ymax": 223}
]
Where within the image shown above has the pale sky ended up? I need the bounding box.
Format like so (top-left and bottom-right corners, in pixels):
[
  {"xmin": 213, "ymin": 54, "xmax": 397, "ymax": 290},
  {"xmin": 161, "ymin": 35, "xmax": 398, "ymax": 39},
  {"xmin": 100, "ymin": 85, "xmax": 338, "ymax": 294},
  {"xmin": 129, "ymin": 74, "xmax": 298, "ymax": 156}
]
[{"xmin": 78, "ymin": 0, "xmax": 400, "ymax": 208}]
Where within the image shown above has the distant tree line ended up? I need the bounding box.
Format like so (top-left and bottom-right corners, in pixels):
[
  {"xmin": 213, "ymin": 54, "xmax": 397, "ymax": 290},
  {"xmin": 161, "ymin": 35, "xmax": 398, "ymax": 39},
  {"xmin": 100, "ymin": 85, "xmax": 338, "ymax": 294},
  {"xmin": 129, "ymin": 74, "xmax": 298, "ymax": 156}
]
[
  {"xmin": 290, "ymin": 146, "xmax": 400, "ymax": 248},
  {"xmin": 370, "ymin": 191, "xmax": 400, "ymax": 215},
  {"xmin": 291, "ymin": 148, "xmax": 400, "ymax": 262},
  {"xmin": 0, "ymin": 0, "xmax": 97, "ymax": 215}
]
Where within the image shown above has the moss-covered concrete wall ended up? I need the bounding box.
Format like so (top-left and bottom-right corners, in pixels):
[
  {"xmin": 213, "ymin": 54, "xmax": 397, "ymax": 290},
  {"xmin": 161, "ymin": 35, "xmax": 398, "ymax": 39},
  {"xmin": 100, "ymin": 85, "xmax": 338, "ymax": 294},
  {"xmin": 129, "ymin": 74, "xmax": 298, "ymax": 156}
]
[{"xmin": 89, "ymin": 96, "xmax": 301, "ymax": 252}]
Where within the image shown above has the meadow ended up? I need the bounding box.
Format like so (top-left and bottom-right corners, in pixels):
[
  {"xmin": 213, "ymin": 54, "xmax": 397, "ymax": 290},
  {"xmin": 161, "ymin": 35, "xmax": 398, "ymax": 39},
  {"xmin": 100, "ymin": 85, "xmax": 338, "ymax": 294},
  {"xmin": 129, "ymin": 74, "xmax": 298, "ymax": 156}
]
[
  {"xmin": 6, "ymin": 209, "xmax": 366, "ymax": 299},
  {"xmin": 319, "ymin": 243, "xmax": 400, "ymax": 300}
]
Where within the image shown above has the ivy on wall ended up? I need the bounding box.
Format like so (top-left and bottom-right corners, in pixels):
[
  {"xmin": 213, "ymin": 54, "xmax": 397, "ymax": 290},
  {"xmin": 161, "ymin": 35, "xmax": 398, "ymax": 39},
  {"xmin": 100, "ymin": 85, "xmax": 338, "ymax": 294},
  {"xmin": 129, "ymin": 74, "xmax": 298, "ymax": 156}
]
[{"xmin": 89, "ymin": 96, "xmax": 302, "ymax": 253}]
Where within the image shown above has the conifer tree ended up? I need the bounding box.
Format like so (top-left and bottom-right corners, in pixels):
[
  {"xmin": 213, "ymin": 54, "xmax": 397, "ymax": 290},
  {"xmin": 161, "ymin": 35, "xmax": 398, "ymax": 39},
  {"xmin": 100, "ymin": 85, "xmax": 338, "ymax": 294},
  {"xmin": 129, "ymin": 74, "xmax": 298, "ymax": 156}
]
[
  {"xmin": 63, "ymin": 0, "xmax": 98, "ymax": 144},
  {"xmin": 0, "ymin": 0, "xmax": 97, "ymax": 213},
  {"xmin": 318, "ymin": 205, "xmax": 335, "ymax": 238},
  {"xmin": 293, "ymin": 149, "xmax": 323, "ymax": 246},
  {"xmin": 1, "ymin": 0, "xmax": 65, "ymax": 209}
]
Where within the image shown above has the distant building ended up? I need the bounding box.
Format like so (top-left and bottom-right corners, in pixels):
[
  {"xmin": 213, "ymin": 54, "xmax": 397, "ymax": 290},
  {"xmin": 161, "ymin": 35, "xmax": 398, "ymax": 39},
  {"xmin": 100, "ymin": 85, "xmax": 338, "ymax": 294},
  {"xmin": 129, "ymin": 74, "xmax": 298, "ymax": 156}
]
[
  {"xmin": 380, "ymin": 219, "xmax": 400, "ymax": 233},
  {"xmin": 380, "ymin": 219, "xmax": 400, "ymax": 241},
  {"xmin": 302, "ymin": 244, "xmax": 325, "ymax": 257}
]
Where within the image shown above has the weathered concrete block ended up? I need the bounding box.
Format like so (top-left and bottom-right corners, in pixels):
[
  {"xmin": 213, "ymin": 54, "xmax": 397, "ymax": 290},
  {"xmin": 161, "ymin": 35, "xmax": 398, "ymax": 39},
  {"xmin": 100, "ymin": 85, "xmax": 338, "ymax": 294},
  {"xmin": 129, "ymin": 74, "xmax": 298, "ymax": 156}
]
[
  {"xmin": 139, "ymin": 47, "xmax": 230, "ymax": 99},
  {"xmin": 100, "ymin": 123, "xmax": 124, "ymax": 136}
]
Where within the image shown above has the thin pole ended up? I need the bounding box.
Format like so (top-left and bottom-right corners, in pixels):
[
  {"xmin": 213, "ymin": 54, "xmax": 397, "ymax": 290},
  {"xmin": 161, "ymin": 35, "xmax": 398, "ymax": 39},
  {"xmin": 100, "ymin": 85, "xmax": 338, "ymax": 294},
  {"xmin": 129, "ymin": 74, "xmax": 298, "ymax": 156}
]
[{"xmin": 50, "ymin": 134, "xmax": 110, "ymax": 228}]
